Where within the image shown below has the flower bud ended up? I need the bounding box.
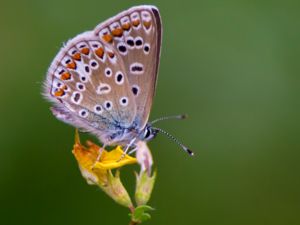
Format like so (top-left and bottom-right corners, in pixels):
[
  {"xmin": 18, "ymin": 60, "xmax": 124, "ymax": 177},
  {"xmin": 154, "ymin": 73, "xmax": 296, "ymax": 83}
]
[
  {"xmin": 135, "ymin": 170, "xmax": 156, "ymax": 206},
  {"xmin": 102, "ymin": 170, "xmax": 133, "ymax": 208}
]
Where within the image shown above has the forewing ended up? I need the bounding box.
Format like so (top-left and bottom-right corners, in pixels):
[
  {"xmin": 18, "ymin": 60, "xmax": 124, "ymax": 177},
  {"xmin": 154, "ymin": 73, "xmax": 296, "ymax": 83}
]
[{"xmin": 94, "ymin": 5, "xmax": 162, "ymax": 129}]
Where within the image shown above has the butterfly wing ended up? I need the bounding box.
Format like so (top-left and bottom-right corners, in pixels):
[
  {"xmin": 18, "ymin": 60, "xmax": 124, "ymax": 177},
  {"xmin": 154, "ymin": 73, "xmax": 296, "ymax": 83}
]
[
  {"xmin": 94, "ymin": 5, "xmax": 162, "ymax": 130},
  {"xmin": 44, "ymin": 5, "xmax": 161, "ymax": 144},
  {"xmin": 44, "ymin": 31, "xmax": 137, "ymax": 144}
]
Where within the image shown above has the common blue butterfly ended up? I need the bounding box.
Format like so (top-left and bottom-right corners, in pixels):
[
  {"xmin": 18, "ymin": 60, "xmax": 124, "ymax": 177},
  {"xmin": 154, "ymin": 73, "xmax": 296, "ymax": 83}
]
[{"xmin": 44, "ymin": 5, "xmax": 193, "ymax": 156}]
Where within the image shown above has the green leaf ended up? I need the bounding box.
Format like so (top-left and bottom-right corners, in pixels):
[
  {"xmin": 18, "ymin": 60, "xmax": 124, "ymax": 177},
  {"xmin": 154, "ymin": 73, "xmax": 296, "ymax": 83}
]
[
  {"xmin": 139, "ymin": 213, "xmax": 151, "ymax": 222},
  {"xmin": 131, "ymin": 205, "xmax": 154, "ymax": 223}
]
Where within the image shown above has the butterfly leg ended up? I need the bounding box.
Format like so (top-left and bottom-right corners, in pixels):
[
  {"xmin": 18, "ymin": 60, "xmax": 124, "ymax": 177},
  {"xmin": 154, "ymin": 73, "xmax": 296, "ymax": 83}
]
[
  {"xmin": 128, "ymin": 145, "xmax": 138, "ymax": 155},
  {"xmin": 117, "ymin": 138, "xmax": 137, "ymax": 162},
  {"xmin": 92, "ymin": 145, "xmax": 106, "ymax": 168}
]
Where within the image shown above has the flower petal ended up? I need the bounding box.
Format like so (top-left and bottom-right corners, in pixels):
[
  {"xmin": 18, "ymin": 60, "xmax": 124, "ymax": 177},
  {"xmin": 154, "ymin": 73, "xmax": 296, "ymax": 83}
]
[
  {"xmin": 72, "ymin": 130, "xmax": 137, "ymax": 171},
  {"xmin": 93, "ymin": 146, "xmax": 137, "ymax": 170},
  {"xmin": 72, "ymin": 130, "xmax": 137, "ymax": 185},
  {"xmin": 136, "ymin": 141, "xmax": 153, "ymax": 173}
]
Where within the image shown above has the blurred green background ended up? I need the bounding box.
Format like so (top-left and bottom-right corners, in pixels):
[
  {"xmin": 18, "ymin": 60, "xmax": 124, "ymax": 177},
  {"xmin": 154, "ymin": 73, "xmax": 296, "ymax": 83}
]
[{"xmin": 1, "ymin": 0, "xmax": 299, "ymax": 224}]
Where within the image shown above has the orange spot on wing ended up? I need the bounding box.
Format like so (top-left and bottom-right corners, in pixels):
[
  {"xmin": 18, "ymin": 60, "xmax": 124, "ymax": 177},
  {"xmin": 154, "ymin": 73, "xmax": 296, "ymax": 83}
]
[
  {"xmin": 107, "ymin": 51, "xmax": 115, "ymax": 58},
  {"xmin": 67, "ymin": 61, "xmax": 77, "ymax": 70},
  {"xmin": 95, "ymin": 47, "xmax": 104, "ymax": 58},
  {"xmin": 102, "ymin": 34, "xmax": 113, "ymax": 43},
  {"xmin": 80, "ymin": 47, "xmax": 90, "ymax": 55},
  {"xmin": 72, "ymin": 52, "xmax": 81, "ymax": 61},
  {"xmin": 143, "ymin": 21, "xmax": 151, "ymax": 29},
  {"xmin": 122, "ymin": 23, "xmax": 131, "ymax": 31},
  {"xmin": 132, "ymin": 20, "xmax": 140, "ymax": 27},
  {"xmin": 111, "ymin": 28, "xmax": 123, "ymax": 37},
  {"xmin": 61, "ymin": 72, "xmax": 71, "ymax": 80},
  {"xmin": 54, "ymin": 89, "xmax": 65, "ymax": 97}
]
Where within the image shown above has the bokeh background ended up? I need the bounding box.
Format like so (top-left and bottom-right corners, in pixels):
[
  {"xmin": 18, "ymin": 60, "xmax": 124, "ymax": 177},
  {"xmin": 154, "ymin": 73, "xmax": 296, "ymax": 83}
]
[{"xmin": 1, "ymin": 0, "xmax": 299, "ymax": 224}]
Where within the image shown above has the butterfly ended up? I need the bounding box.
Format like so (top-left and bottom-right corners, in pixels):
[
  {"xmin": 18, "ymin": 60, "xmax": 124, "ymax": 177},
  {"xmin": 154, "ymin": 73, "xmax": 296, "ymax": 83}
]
[{"xmin": 43, "ymin": 5, "xmax": 193, "ymax": 156}]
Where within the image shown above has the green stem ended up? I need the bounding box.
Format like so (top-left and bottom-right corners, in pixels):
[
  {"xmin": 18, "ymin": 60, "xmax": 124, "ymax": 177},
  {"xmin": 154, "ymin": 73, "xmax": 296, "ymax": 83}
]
[
  {"xmin": 129, "ymin": 220, "xmax": 138, "ymax": 225},
  {"xmin": 129, "ymin": 206, "xmax": 138, "ymax": 225}
]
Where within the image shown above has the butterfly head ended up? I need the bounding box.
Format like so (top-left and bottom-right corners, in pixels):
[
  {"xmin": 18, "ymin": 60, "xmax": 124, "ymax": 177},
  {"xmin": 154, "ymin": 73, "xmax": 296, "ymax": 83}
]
[
  {"xmin": 138, "ymin": 114, "xmax": 194, "ymax": 156},
  {"xmin": 140, "ymin": 124, "xmax": 159, "ymax": 142}
]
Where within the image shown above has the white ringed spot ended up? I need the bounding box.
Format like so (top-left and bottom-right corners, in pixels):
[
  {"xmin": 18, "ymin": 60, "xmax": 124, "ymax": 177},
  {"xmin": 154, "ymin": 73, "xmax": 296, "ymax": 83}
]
[{"xmin": 119, "ymin": 97, "xmax": 129, "ymax": 106}]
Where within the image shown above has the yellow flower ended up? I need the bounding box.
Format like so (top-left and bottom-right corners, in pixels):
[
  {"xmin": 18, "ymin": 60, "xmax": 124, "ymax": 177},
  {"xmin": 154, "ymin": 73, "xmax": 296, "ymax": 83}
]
[{"xmin": 72, "ymin": 130, "xmax": 137, "ymax": 208}]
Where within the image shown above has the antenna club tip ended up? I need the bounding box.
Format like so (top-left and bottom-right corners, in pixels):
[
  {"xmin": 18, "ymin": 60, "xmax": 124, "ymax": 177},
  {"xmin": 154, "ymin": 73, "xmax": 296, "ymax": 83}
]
[
  {"xmin": 187, "ymin": 149, "xmax": 194, "ymax": 156},
  {"xmin": 181, "ymin": 114, "xmax": 188, "ymax": 119}
]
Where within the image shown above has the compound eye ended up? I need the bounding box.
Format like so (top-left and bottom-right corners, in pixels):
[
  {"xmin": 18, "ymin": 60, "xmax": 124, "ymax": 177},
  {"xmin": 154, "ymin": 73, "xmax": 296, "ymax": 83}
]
[{"xmin": 144, "ymin": 128, "xmax": 151, "ymax": 139}]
